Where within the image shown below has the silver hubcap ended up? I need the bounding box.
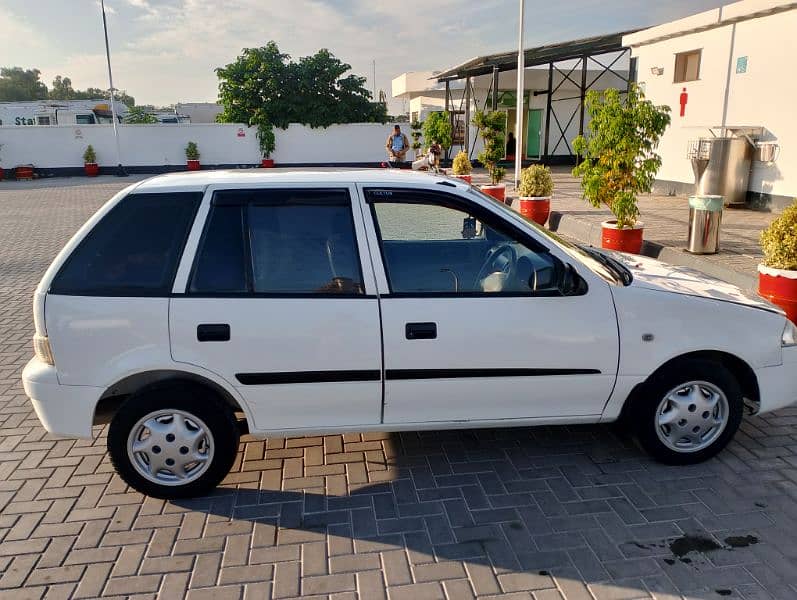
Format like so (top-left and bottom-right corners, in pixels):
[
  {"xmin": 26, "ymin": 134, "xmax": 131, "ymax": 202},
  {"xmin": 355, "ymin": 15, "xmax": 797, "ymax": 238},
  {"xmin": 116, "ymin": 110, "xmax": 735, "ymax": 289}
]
[
  {"xmin": 655, "ymin": 380, "xmax": 728, "ymax": 453},
  {"xmin": 127, "ymin": 410, "xmax": 214, "ymax": 486}
]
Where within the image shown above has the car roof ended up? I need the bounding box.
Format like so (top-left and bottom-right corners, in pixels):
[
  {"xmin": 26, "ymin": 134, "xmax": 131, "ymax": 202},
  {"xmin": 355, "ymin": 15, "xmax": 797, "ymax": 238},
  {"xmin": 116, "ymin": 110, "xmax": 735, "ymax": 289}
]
[{"xmin": 132, "ymin": 169, "xmax": 469, "ymax": 193}]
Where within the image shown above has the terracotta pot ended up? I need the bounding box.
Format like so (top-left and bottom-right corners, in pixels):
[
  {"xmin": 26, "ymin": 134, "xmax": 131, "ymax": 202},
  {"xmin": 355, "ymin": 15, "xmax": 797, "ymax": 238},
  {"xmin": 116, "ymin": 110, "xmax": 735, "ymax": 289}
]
[
  {"xmin": 84, "ymin": 163, "xmax": 99, "ymax": 177},
  {"xmin": 518, "ymin": 196, "xmax": 551, "ymax": 225},
  {"xmin": 601, "ymin": 220, "xmax": 644, "ymax": 254},
  {"xmin": 758, "ymin": 265, "xmax": 797, "ymax": 325},
  {"xmin": 186, "ymin": 160, "xmax": 201, "ymax": 171},
  {"xmin": 15, "ymin": 165, "xmax": 34, "ymax": 180},
  {"xmin": 261, "ymin": 158, "xmax": 275, "ymax": 168},
  {"xmin": 480, "ymin": 184, "xmax": 506, "ymax": 203},
  {"xmin": 454, "ymin": 174, "xmax": 472, "ymax": 184},
  {"xmin": 0, "ymin": 167, "xmax": 4, "ymax": 181}
]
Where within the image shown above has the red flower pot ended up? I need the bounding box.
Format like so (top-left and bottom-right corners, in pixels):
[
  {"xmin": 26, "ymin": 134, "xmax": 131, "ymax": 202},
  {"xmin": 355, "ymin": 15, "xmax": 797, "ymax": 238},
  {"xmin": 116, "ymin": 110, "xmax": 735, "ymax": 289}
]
[
  {"xmin": 601, "ymin": 220, "xmax": 644, "ymax": 254},
  {"xmin": 0, "ymin": 167, "xmax": 4, "ymax": 181},
  {"xmin": 480, "ymin": 184, "xmax": 506, "ymax": 203},
  {"xmin": 518, "ymin": 196, "xmax": 551, "ymax": 226},
  {"xmin": 261, "ymin": 158, "xmax": 275, "ymax": 168},
  {"xmin": 84, "ymin": 163, "xmax": 99, "ymax": 177},
  {"xmin": 15, "ymin": 165, "xmax": 34, "ymax": 180},
  {"xmin": 758, "ymin": 265, "xmax": 797, "ymax": 325},
  {"xmin": 454, "ymin": 174, "xmax": 472, "ymax": 184},
  {"xmin": 186, "ymin": 160, "xmax": 201, "ymax": 171}
]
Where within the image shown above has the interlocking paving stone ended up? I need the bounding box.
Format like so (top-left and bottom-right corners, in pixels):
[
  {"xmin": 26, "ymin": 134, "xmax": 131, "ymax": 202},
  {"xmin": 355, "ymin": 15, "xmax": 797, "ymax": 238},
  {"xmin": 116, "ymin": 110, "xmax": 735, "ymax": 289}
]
[{"xmin": 0, "ymin": 175, "xmax": 796, "ymax": 599}]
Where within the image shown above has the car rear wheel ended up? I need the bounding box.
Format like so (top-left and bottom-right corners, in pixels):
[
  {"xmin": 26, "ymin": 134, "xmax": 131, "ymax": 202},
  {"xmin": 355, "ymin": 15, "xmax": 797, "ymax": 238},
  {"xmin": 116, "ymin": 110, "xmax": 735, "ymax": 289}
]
[
  {"xmin": 108, "ymin": 383, "xmax": 239, "ymax": 499},
  {"xmin": 633, "ymin": 360, "xmax": 743, "ymax": 464}
]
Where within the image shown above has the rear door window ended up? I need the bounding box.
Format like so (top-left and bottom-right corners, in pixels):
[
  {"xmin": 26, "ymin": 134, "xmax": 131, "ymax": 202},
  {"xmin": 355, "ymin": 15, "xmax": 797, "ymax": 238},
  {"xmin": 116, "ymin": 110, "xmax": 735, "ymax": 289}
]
[
  {"xmin": 188, "ymin": 188, "xmax": 364, "ymax": 295},
  {"xmin": 50, "ymin": 192, "xmax": 201, "ymax": 296}
]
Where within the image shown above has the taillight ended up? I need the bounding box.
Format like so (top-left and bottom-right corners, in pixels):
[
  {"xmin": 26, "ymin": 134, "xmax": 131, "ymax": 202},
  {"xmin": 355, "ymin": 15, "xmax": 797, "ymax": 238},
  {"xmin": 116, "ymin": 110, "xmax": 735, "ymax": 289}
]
[{"xmin": 33, "ymin": 334, "xmax": 55, "ymax": 366}]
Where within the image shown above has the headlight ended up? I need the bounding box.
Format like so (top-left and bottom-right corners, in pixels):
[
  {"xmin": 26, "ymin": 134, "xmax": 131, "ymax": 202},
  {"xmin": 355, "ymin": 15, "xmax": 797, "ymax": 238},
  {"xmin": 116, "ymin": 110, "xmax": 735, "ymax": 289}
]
[
  {"xmin": 783, "ymin": 321, "xmax": 797, "ymax": 347},
  {"xmin": 33, "ymin": 334, "xmax": 54, "ymax": 365}
]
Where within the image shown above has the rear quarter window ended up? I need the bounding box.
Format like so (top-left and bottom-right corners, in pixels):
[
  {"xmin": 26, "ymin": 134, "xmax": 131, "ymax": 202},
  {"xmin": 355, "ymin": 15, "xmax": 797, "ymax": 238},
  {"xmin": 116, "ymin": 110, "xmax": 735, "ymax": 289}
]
[{"xmin": 50, "ymin": 192, "xmax": 202, "ymax": 296}]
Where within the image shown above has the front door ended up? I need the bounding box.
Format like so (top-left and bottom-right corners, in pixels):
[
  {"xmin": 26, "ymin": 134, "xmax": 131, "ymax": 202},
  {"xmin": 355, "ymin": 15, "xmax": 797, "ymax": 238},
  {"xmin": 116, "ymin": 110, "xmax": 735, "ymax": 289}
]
[
  {"xmin": 362, "ymin": 187, "xmax": 618, "ymax": 425},
  {"xmin": 527, "ymin": 109, "xmax": 542, "ymax": 158},
  {"xmin": 169, "ymin": 186, "xmax": 383, "ymax": 432}
]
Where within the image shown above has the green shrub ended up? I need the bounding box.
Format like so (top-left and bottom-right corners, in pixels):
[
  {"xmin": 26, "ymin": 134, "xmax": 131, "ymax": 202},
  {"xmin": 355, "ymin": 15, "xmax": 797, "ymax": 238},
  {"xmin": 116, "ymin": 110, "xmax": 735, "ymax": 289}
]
[
  {"xmin": 518, "ymin": 164, "xmax": 553, "ymax": 197},
  {"xmin": 256, "ymin": 122, "xmax": 275, "ymax": 158},
  {"xmin": 185, "ymin": 141, "xmax": 200, "ymax": 160},
  {"xmin": 572, "ymin": 85, "xmax": 670, "ymax": 229},
  {"xmin": 473, "ymin": 110, "xmax": 506, "ymax": 185},
  {"xmin": 83, "ymin": 145, "xmax": 97, "ymax": 164},
  {"xmin": 452, "ymin": 151, "xmax": 472, "ymax": 175},
  {"xmin": 761, "ymin": 200, "xmax": 797, "ymax": 270},
  {"xmin": 422, "ymin": 112, "xmax": 452, "ymax": 150},
  {"xmin": 410, "ymin": 120, "xmax": 423, "ymax": 153}
]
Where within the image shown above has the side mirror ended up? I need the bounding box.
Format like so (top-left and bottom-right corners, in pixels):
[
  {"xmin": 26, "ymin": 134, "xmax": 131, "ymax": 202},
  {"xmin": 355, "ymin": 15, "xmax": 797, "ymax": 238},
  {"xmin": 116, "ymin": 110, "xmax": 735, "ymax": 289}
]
[{"xmin": 560, "ymin": 262, "xmax": 584, "ymax": 296}]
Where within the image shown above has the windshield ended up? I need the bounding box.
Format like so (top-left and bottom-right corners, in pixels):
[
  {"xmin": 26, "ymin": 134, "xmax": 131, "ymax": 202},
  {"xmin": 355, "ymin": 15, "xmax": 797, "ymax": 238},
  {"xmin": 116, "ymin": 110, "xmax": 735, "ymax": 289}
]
[{"xmin": 467, "ymin": 186, "xmax": 626, "ymax": 285}]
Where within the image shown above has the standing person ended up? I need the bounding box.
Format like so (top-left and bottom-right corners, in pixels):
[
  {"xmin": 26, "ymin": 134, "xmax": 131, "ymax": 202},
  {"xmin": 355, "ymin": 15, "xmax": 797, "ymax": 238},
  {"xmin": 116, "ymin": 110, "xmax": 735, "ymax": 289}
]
[
  {"xmin": 505, "ymin": 131, "xmax": 516, "ymax": 160},
  {"xmin": 386, "ymin": 125, "xmax": 409, "ymax": 164}
]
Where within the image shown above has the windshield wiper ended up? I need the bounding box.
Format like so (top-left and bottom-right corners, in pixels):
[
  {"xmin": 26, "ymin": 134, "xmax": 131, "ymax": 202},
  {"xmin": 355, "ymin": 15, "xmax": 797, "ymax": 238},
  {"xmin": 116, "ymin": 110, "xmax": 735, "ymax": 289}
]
[{"xmin": 579, "ymin": 246, "xmax": 633, "ymax": 286}]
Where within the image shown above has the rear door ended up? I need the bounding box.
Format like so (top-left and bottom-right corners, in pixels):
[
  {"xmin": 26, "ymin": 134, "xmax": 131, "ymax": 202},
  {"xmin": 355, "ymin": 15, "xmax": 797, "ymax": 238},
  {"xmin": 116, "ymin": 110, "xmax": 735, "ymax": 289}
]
[{"xmin": 169, "ymin": 184, "xmax": 383, "ymax": 433}]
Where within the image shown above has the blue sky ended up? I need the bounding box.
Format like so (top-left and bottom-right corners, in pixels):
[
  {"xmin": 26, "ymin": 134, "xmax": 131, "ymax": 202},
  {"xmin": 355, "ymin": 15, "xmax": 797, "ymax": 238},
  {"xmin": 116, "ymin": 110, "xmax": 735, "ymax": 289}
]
[{"xmin": 0, "ymin": 0, "xmax": 727, "ymax": 110}]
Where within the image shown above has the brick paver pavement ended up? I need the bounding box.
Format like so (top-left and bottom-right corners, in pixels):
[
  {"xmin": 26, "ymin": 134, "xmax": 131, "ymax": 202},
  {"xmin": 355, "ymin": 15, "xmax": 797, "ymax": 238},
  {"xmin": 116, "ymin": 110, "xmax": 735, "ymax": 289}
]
[{"xmin": 2, "ymin": 176, "xmax": 797, "ymax": 600}]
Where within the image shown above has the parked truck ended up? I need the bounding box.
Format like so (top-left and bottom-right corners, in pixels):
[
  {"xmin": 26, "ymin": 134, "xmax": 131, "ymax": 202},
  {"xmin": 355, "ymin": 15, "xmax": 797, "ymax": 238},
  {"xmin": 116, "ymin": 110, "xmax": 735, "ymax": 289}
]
[{"xmin": 0, "ymin": 100, "xmax": 128, "ymax": 127}]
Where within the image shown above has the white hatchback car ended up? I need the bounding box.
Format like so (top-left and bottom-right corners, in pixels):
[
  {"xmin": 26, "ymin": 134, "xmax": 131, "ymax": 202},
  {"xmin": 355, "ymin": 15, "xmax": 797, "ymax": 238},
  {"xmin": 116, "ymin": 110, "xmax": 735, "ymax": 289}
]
[{"xmin": 23, "ymin": 170, "xmax": 797, "ymax": 498}]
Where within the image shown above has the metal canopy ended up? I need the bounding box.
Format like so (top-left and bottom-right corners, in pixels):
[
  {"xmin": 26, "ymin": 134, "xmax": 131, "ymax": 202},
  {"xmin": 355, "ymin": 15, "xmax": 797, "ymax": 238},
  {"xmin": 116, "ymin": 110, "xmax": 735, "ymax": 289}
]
[{"xmin": 434, "ymin": 30, "xmax": 638, "ymax": 82}]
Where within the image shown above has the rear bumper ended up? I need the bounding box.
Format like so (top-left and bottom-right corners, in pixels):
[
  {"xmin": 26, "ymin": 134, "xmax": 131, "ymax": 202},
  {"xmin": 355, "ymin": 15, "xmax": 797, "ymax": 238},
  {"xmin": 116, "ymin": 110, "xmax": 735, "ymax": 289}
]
[
  {"xmin": 756, "ymin": 345, "xmax": 797, "ymax": 414},
  {"xmin": 22, "ymin": 358, "xmax": 101, "ymax": 439}
]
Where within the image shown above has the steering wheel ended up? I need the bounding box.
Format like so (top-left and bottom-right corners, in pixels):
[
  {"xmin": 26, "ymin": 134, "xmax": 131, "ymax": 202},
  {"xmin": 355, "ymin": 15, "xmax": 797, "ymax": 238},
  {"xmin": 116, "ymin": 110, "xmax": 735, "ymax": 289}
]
[{"xmin": 473, "ymin": 243, "xmax": 518, "ymax": 291}]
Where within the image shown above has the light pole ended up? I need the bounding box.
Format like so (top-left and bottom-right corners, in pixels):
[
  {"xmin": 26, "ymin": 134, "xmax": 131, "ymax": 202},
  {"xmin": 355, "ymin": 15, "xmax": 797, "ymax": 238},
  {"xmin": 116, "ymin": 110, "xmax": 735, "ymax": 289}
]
[
  {"xmin": 514, "ymin": 0, "xmax": 526, "ymax": 188},
  {"xmin": 100, "ymin": 0, "xmax": 126, "ymax": 176}
]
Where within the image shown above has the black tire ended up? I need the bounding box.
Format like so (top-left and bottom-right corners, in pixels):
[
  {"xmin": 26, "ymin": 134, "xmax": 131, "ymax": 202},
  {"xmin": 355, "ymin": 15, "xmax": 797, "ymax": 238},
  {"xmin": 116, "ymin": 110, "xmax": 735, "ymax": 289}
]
[
  {"xmin": 632, "ymin": 360, "xmax": 743, "ymax": 465},
  {"xmin": 108, "ymin": 382, "xmax": 239, "ymax": 499}
]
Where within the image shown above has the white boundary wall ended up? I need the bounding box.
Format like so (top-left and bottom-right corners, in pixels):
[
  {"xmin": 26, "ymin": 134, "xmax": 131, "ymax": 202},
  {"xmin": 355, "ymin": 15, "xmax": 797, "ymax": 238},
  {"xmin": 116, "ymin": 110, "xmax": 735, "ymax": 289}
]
[{"xmin": 0, "ymin": 122, "xmax": 405, "ymax": 168}]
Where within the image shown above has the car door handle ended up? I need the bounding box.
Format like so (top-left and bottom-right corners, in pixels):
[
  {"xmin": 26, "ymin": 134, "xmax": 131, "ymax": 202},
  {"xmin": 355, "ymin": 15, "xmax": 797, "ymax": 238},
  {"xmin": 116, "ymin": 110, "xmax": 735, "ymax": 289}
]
[
  {"xmin": 197, "ymin": 324, "xmax": 230, "ymax": 342},
  {"xmin": 406, "ymin": 322, "xmax": 437, "ymax": 340}
]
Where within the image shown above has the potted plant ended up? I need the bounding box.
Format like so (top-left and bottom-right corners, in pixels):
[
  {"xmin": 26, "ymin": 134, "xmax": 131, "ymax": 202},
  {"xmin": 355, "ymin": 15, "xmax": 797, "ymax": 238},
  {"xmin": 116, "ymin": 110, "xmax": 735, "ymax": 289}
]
[
  {"xmin": 423, "ymin": 112, "xmax": 452, "ymax": 162},
  {"xmin": 452, "ymin": 151, "xmax": 472, "ymax": 184},
  {"xmin": 759, "ymin": 200, "xmax": 797, "ymax": 324},
  {"xmin": 572, "ymin": 85, "xmax": 671, "ymax": 254},
  {"xmin": 185, "ymin": 141, "xmax": 201, "ymax": 171},
  {"xmin": 83, "ymin": 145, "xmax": 99, "ymax": 177},
  {"xmin": 473, "ymin": 110, "xmax": 507, "ymax": 202},
  {"xmin": 517, "ymin": 164, "xmax": 554, "ymax": 225},
  {"xmin": 15, "ymin": 165, "xmax": 34, "ymax": 180},
  {"xmin": 410, "ymin": 120, "xmax": 423, "ymax": 160},
  {"xmin": 257, "ymin": 122, "xmax": 275, "ymax": 168}
]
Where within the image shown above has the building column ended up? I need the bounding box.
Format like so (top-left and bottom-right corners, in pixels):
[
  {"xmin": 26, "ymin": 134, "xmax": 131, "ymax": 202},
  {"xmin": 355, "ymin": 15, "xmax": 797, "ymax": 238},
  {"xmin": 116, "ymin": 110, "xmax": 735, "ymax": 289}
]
[
  {"xmin": 464, "ymin": 76, "xmax": 471, "ymax": 158},
  {"xmin": 543, "ymin": 62, "xmax": 553, "ymax": 161},
  {"xmin": 492, "ymin": 67, "xmax": 499, "ymax": 111}
]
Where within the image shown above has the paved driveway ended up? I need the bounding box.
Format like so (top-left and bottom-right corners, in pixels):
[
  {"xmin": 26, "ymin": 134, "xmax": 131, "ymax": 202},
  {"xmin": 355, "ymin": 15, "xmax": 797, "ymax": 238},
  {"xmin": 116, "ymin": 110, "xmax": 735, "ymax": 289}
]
[{"xmin": 1, "ymin": 177, "xmax": 796, "ymax": 600}]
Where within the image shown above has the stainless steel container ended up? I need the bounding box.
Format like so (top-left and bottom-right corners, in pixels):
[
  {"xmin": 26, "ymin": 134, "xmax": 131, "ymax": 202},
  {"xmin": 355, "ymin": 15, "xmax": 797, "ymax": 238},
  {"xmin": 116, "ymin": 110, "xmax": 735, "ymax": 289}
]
[
  {"xmin": 687, "ymin": 195, "xmax": 723, "ymax": 254},
  {"xmin": 690, "ymin": 137, "xmax": 753, "ymax": 207}
]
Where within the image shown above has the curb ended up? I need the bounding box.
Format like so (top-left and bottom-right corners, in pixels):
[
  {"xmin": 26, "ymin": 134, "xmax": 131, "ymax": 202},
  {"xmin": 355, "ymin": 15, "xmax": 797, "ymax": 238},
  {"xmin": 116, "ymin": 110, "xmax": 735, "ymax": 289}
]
[{"xmin": 547, "ymin": 210, "xmax": 758, "ymax": 292}]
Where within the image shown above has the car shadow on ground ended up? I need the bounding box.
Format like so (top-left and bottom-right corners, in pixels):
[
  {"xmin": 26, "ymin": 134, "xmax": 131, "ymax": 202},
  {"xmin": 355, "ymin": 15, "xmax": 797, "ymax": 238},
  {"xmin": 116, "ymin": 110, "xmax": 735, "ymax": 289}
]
[{"xmin": 172, "ymin": 424, "xmax": 765, "ymax": 598}]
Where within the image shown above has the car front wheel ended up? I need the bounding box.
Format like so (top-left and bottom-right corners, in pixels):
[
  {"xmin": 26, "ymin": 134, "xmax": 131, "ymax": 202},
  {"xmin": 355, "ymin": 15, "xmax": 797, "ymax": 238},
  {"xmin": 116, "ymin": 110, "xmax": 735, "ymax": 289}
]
[
  {"xmin": 108, "ymin": 383, "xmax": 239, "ymax": 499},
  {"xmin": 633, "ymin": 360, "xmax": 743, "ymax": 464}
]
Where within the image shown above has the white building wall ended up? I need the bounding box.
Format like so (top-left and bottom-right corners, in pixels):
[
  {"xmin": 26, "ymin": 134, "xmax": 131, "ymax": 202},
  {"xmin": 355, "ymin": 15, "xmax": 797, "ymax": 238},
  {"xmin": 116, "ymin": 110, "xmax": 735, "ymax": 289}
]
[
  {"xmin": 627, "ymin": 4, "xmax": 797, "ymax": 200},
  {"xmin": 0, "ymin": 122, "xmax": 406, "ymax": 168}
]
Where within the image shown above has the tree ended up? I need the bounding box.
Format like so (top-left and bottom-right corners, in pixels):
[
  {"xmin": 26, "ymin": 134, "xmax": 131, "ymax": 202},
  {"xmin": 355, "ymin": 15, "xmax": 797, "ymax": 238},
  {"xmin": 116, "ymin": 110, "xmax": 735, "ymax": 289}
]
[
  {"xmin": 473, "ymin": 110, "xmax": 506, "ymax": 185},
  {"xmin": 0, "ymin": 67, "xmax": 48, "ymax": 101},
  {"xmin": 215, "ymin": 41, "xmax": 387, "ymax": 129},
  {"xmin": 124, "ymin": 106, "xmax": 158, "ymax": 124},
  {"xmin": 572, "ymin": 85, "xmax": 671, "ymax": 228},
  {"xmin": 422, "ymin": 112, "xmax": 452, "ymax": 151},
  {"xmin": 50, "ymin": 75, "xmax": 75, "ymax": 100}
]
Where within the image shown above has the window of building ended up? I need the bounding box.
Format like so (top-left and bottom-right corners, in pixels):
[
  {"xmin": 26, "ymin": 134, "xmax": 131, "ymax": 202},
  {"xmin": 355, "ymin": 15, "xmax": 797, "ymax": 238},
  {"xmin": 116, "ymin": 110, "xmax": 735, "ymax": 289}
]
[
  {"xmin": 75, "ymin": 114, "xmax": 96, "ymax": 125},
  {"xmin": 674, "ymin": 50, "xmax": 701, "ymax": 83},
  {"xmin": 51, "ymin": 192, "xmax": 202, "ymax": 296}
]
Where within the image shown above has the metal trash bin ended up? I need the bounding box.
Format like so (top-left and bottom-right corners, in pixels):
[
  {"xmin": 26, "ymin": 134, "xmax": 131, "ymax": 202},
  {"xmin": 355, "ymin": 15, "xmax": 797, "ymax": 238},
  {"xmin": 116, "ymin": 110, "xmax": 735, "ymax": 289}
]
[{"xmin": 687, "ymin": 195, "xmax": 723, "ymax": 254}]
